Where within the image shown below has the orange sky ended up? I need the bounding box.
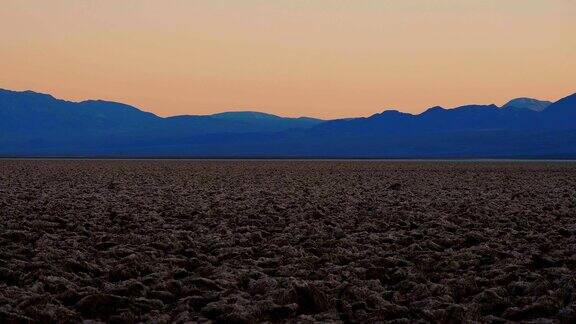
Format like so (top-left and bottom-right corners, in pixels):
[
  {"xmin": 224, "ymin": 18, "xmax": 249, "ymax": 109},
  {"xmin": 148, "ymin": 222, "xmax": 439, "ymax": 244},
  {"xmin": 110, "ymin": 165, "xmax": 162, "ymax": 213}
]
[{"xmin": 1, "ymin": 0, "xmax": 575, "ymax": 119}]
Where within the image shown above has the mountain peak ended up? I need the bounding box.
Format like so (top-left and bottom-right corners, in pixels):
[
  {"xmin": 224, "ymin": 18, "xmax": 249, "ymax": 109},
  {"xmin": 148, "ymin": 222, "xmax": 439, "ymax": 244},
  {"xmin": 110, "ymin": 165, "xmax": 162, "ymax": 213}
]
[
  {"xmin": 421, "ymin": 106, "xmax": 446, "ymax": 114},
  {"xmin": 456, "ymin": 104, "xmax": 499, "ymax": 110},
  {"xmin": 502, "ymin": 97, "xmax": 551, "ymax": 112},
  {"xmin": 370, "ymin": 109, "xmax": 407, "ymax": 117},
  {"xmin": 208, "ymin": 111, "xmax": 324, "ymax": 124},
  {"xmin": 210, "ymin": 111, "xmax": 283, "ymax": 120}
]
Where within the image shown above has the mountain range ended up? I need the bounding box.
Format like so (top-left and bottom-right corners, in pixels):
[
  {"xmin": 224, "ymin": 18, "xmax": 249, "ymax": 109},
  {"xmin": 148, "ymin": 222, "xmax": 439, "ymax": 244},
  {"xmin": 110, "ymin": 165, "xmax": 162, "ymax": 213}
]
[{"xmin": 1, "ymin": 88, "xmax": 575, "ymax": 158}]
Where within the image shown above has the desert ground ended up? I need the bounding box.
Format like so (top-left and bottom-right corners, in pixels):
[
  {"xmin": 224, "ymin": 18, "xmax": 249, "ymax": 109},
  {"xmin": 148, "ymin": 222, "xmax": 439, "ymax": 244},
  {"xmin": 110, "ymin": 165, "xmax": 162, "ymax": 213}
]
[{"xmin": 0, "ymin": 160, "xmax": 575, "ymax": 323}]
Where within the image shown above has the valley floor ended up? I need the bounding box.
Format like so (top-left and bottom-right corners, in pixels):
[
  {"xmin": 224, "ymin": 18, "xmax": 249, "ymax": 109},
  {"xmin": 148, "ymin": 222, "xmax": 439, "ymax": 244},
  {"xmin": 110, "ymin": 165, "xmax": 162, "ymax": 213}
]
[{"xmin": 1, "ymin": 161, "xmax": 575, "ymax": 322}]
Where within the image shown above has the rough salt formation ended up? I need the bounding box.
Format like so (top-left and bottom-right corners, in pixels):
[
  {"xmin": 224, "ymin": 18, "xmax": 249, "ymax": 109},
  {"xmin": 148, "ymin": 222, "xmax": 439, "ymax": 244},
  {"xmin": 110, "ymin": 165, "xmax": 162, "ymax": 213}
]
[{"xmin": 0, "ymin": 160, "xmax": 575, "ymax": 323}]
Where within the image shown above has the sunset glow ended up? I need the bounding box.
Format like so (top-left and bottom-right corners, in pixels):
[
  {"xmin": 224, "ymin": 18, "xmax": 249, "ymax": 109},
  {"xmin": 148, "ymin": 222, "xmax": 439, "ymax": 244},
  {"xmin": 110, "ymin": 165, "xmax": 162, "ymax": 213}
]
[{"xmin": 1, "ymin": 0, "xmax": 575, "ymax": 118}]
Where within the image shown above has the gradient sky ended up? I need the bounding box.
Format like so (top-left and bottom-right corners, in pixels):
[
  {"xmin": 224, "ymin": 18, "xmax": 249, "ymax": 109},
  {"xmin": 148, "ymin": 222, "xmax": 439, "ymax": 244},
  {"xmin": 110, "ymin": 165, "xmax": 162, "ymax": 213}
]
[{"xmin": 1, "ymin": 0, "xmax": 575, "ymax": 118}]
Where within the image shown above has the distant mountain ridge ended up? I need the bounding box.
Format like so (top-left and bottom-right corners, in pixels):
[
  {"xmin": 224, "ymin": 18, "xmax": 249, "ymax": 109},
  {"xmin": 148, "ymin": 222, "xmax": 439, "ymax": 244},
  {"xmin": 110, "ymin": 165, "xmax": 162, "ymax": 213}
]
[
  {"xmin": 0, "ymin": 88, "xmax": 575, "ymax": 158},
  {"xmin": 502, "ymin": 98, "xmax": 552, "ymax": 112}
]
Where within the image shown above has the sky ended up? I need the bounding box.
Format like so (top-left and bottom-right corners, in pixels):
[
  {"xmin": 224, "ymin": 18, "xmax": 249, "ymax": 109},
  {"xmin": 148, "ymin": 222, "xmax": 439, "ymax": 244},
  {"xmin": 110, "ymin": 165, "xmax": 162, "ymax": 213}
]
[{"xmin": 1, "ymin": 0, "xmax": 575, "ymax": 119}]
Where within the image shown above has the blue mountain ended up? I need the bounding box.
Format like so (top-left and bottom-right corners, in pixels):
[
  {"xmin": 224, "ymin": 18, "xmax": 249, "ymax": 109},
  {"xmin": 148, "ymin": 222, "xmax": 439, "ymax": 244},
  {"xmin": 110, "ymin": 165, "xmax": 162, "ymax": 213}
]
[
  {"xmin": 502, "ymin": 98, "xmax": 552, "ymax": 112},
  {"xmin": 0, "ymin": 88, "xmax": 575, "ymax": 157},
  {"xmin": 0, "ymin": 89, "xmax": 322, "ymax": 133},
  {"xmin": 164, "ymin": 111, "xmax": 322, "ymax": 135}
]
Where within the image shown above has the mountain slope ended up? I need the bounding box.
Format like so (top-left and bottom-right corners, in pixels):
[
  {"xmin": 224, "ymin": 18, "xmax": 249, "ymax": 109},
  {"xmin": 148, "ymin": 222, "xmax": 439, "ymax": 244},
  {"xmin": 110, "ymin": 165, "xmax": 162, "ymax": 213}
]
[
  {"xmin": 502, "ymin": 98, "xmax": 552, "ymax": 112},
  {"xmin": 164, "ymin": 112, "xmax": 322, "ymax": 135},
  {"xmin": 543, "ymin": 93, "xmax": 576, "ymax": 114},
  {"xmin": 0, "ymin": 89, "xmax": 322, "ymax": 138},
  {"xmin": 540, "ymin": 93, "xmax": 576, "ymax": 129},
  {"xmin": 311, "ymin": 103, "xmax": 542, "ymax": 136},
  {"xmin": 0, "ymin": 88, "xmax": 575, "ymax": 157}
]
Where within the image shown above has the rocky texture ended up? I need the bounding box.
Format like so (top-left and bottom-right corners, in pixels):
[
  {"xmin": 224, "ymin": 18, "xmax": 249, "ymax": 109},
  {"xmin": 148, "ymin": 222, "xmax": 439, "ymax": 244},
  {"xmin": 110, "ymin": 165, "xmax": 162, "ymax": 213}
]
[{"xmin": 0, "ymin": 160, "xmax": 575, "ymax": 323}]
